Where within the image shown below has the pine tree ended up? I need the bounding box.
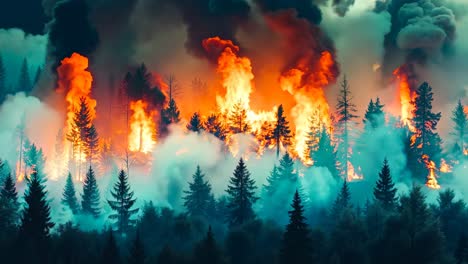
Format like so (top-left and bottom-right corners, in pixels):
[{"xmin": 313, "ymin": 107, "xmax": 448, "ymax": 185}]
[
  {"xmin": 263, "ymin": 165, "xmax": 280, "ymax": 197},
  {"xmin": 101, "ymin": 230, "xmax": 121, "ymax": 264},
  {"xmin": 410, "ymin": 82, "xmax": 442, "ymax": 167},
  {"xmin": 335, "ymin": 76, "xmax": 358, "ymax": 178},
  {"xmin": 226, "ymin": 158, "xmax": 258, "ymax": 226},
  {"xmin": 183, "ymin": 166, "xmax": 213, "ymax": 218},
  {"xmin": 0, "ymin": 54, "xmax": 6, "ymax": 103},
  {"xmin": 0, "ymin": 174, "xmax": 19, "ymax": 231},
  {"xmin": 187, "ymin": 112, "xmax": 204, "ymax": 133},
  {"xmin": 24, "ymin": 143, "xmax": 46, "ymax": 180},
  {"xmin": 193, "ymin": 226, "xmax": 226, "ymax": 264},
  {"xmin": 331, "ymin": 180, "xmax": 351, "ymax": 220},
  {"xmin": 278, "ymin": 153, "xmax": 296, "ymax": 183},
  {"xmin": 228, "ymin": 102, "xmax": 250, "ymax": 134},
  {"xmin": 451, "ymin": 99, "xmax": 467, "ymax": 158},
  {"xmin": 162, "ymin": 98, "xmax": 181, "ymax": 125},
  {"xmin": 280, "ymin": 190, "xmax": 312, "ymax": 264},
  {"xmin": 62, "ymin": 172, "xmax": 79, "ymax": 214},
  {"xmin": 108, "ymin": 170, "xmax": 138, "ymax": 234},
  {"xmin": 312, "ymin": 126, "xmax": 338, "ymax": 177},
  {"xmin": 128, "ymin": 231, "xmax": 146, "ymax": 264},
  {"xmin": 81, "ymin": 166, "xmax": 100, "ymax": 217},
  {"xmin": 85, "ymin": 123, "xmax": 99, "ymax": 166},
  {"xmin": 17, "ymin": 58, "xmax": 32, "ymax": 93},
  {"xmin": 271, "ymin": 105, "xmax": 292, "ymax": 158},
  {"xmin": 19, "ymin": 172, "xmax": 55, "ymax": 240},
  {"xmin": 363, "ymin": 98, "xmax": 385, "ymax": 129},
  {"xmin": 373, "ymin": 158, "xmax": 397, "ymax": 210},
  {"xmin": 205, "ymin": 114, "xmax": 227, "ymax": 141}
]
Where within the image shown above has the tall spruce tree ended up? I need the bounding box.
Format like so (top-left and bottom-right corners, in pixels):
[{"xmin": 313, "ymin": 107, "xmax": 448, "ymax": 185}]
[
  {"xmin": 62, "ymin": 173, "xmax": 79, "ymax": 214},
  {"xmin": 183, "ymin": 166, "xmax": 213, "ymax": 218},
  {"xmin": 24, "ymin": 143, "xmax": 46, "ymax": 179},
  {"xmin": 363, "ymin": 97, "xmax": 385, "ymax": 129},
  {"xmin": 263, "ymin": 165, "xmax": 280, "ymax": 197},
  {"xmin": 410, "ymin": 82, "xmax": 442, "ymax": 169},
  {"xmin": 278, "ymin": 153, "xmax": 296, "ymax": 183},
  {"xmin": 187, "ymin": 112, "xmax": 204, "ymax": 133},
  {"xmin": 19, "ymin": 172, "xmax": 54, "ymax": 239},
  {"xmin": 81, "ymin": 166, "xmax": 100, "ymax": 217},
  {"xmin": 0, "ymin": 54, "xmax": 6, "ymax": 103},
  {"xmin": 271, "ymin": 105, "xmax": 292, "ymax": 158},
  {"xmin": 128, "ymin": 231, "xmax": 146, "ymax": 264},
  {"xmin": 451, "ymin": 99, "xmax": 467, "ymax": 158},
  {"xmin": 373, "ymin": 158, "xmax": 397, "ymax": 210},
  {"xmin": 162, "ymin": 98, "xmax": 181, "ymax": 125},
  {"xmin": 0, "ymin": 174, "xmax": 19, "ymax": 231},
  {"xmin": 280, "ymin": 190, "xmax": 312, "ymax": 264},
  {"xmin": 226, "ymin": 158, "xmax": 258, "ymax": 226},
  {"xmin": 335, "ymin": 76, "xmax": 358, "ymax": 178},
  {"xmin": 312, "ymin": 126, "xmax": 338, "ymax": 178},
  {"xmin": 331, "ymin": 180, "xmax": 351, "ymax": 220},
  {"xmin": 228, "ymin": 102, "xmax": 250, "ymax": 134},
  {"xmin": 17, "ymin": 58, "xmax": 32, "ymax": 93},
  {"xmin": 205, "ymin": 114, "xmax": 227, "ymax": 141},
  {"xmin": 108, "ymin": 170, "xmax": 138, "ymax": 234},
  {"xmin": 85, "ymin": 123, "xmax": 99, "ymax": 166},
  {"xmin": 193, "ymin": 226, "xmax": 225, "ymax": 264}
]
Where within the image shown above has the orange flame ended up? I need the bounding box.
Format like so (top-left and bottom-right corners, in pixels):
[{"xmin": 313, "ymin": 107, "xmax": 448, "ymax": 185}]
[
  {"xmin": 128, "ymin": 100, "xmax": 156, "ymax": 153},
  {"xmin": 393, "ymin": 66, "xmax": 416, "ymax": 131},
  {"xmin": 347, "ymin": 161, "xmax": 363, "ymax": 182},
  {"xmin": 280, "ymin": 51, "xmax": 334, "ymax": 163},
  {"xmin": 422, "ymin": 154, "xmax": 441, "ymax": 190},
  {"xmin": 440, "ymin": 159, "xmax": 452, "ymax": 173}
]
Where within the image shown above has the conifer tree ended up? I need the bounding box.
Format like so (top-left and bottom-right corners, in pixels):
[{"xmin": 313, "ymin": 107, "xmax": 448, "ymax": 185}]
[
  {"xmin": 335, "ymin": 76, "xmax": 358, "ymax": 177},
  {"xmin": 278, "ymin": 153, "xmax": 296, "ymax": 183},
  {"xmin": 128, "ymin": 231, "xmax": 146, "ymax": 264},
  {"xmin": 162, "ymin": 98, "xmax": 181, "ymax": 125},
  {"xmin": 455, "ymin": 233, "xmax": 468, "ymax": 264},
  {"xmin": 263, "ymin": 165, "xmax": 280, "ymax": 197},
  {"xmin": 85, "ymin": 123, "xmax": 99, "ymax": 166},
  {"xmin": 228, "ymin": 102, "xmax": 250, "ymax": 134},
  {"xmin": 226, "ymin": 158, "xmax": 258, "ymax": 226},
  {"xmin": 363, "ymin": 97, "xmax": 385, "ymax": 129},
  {"xmin": 205, "ymin": 114, "xmax": 227, "ymax": 141},
  {"xmin": 62, "ymin": 172, "xmax": 79, "ymax": 214},
  {"xmin": 331, "ymin": 180, "xmax": 351, "ymax": 220},
  {"xmin": 18, "ymin": 58, "xmax": 32, "ymax": 93},
  {"xmin": 81, "ymin": 166, "xmax": 100, "ymax": 217},
  {"xmin": 451, "ymin": 99, "xmax": 467, "ymax": 158},
  {"xmin": 24, "ymin": 143, "xmax": 46, "ymax": 179},
  {"xmin": 108, "ymin": 170, "xmax": 138, "ymax": 234},
  {"xmin": 183, "ymin": 166, "xmax": 213, "ymax": 218},
  {"xmin": 271, "ymin": 105, "xmax": 292, "ymax": 158},
  {"xmin": 0, "ymin": 54, "xmax": 6, "ymax": 103},
  {"xmin": 312, "ymin": 126, "xmax": 338, "ymax": 177},
  {"xmin": 0, "ymin": 174, "xmax": 19, "ymax": 231},
  {"xmin": 101, "ymin": 230, "xmax": 121, "ymax": 264},
  {"xmin": 373, "ymin": 158, "xmax": 397, "ymax": 210},
  {"xmin": 280, "ymin": 190, "xmax": 312, "ymax": 264},
  {"xmin": 193, "ymin": 226, "xmax": 226, "ymax": 264},
  {"xmin": 19, "ymin": 172, "xmax": 54, "ymax": 240},
  {"xmin": 187, "ymin": 112, "xmax": 204, "ymax": 133}
]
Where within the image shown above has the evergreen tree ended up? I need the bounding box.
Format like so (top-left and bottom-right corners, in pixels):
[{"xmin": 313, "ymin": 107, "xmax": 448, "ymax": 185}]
[
  {"xmin": 193, "ymin": 226, "xmax": 226, "ymax": 264},
  {"xmin": 24, "ymin": 142, "xmax": 46, "ymax": 179},
  {"xmin": 0, "ymin": 174, "xmax": 19, "ymax": 231},
  {"xmin": 17, "ymin": 58, "xmax": 32, "ymax": 93},
  {"xmin": 335, "ymin": 76, "xmax": 358, "ymax": 178},
  {"xmin": 226, "ymin": 158, "xmax": 258, "ymax": 226},
  {"xmin": 410, "ymin": 82, "xmax": 442, "ymax": 170},
  {"xmin": 62, "ymin": 172, "xmax": 79, "ymax": 214},
  {"xmin": 19, "ymin": 172, "xmax": 54, "ymax": 239},
  {"xmin": 187, "ymin": 112, "xmax": 204, "ymax": 133},
  {"xmin": 263, "ymin": 165, "xmax": 280, "ymax": 197},
  {"xmin": 101, "ymin": 230, "xmax": 121, "ymax": 264},
  {"xmin": 278, "ymin": 153, "xmax": 296, "ymax": 183},
  {"xmin": 373, "ymin": 158, "xmax": 397, "ymax": 210},
  {"xmin": 162, "ymin": 98, "xmax": 181, "ymax": 125},
  {"xmin": 81, "ymin": 166, "xmax": 101, "ymax": 217},
  {"xmin": 280, "ymin": 190, "xmax": 312, "ymax": 264},
  {"xmin": 85, "ymin": 123, "xmax": 99, "ymax": 166},
  {"xmin": 108, "ymin": 170, "xmax": 138, "ymax": 234},
  {"xmin": 363, "ymin": 97, "xmax": 385, "ymax": 129},
  {"xmin": 331, "ymin": 180, "xmax": 351, "ymax": 220},
  {"xmin": 205, "ymin": 114, "xmax": 227, "ymax": 141},
  {"xmin": 128, "ymin": 231, "xmax": 146, "ymax": 264},
  {"xmin": 183, "ymin": 166, "xmax": 213, "ymax": 218},
  {"xmin": 455, "ymin": 233, "xmax": 468, "ymax": 264},
  {"xmin": 312, "ymin": 126, "xmax": 338, "ymax": 178},
  {"xmin": 271, "ymin": 105, "xmax": 292, "ymax": 158},
  {"xmin": 0, "ymin": 54, "xmax": 6, "ymax": 103},
  {"xmin": 228, "ymin": 102, "xmax": 250, "ymax": 134},
  {"xmin": 451, "ymin": 99, "xmax": 467, "ymax": 158}
]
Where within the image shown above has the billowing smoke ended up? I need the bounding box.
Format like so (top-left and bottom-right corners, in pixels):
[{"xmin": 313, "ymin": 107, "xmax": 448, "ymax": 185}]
[{"xmin": 332, "ymin": 0, "xmax": 356, "ymax": 17}]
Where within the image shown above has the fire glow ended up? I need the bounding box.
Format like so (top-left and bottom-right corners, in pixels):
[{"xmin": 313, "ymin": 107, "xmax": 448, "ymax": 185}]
[{"xmin": 128, "ymin": 100, "xmax": 156, "ymax": 154}]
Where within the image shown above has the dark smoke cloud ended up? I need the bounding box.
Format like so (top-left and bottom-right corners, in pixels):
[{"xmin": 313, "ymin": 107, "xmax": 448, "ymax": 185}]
[
  {"xmin": 381, "ymin": 0, "xmax": 457, "ymax": 78},
  {"xmin": 47, "ymin": 0, "xmax": 99, "ymax": 70},
  {"xmin": 332, "ymin": 0, "xmax": 356, "ymax": 17},
  {"xmin": 253, "ymin": 0, "xmax": 323, "ymax": 24}
]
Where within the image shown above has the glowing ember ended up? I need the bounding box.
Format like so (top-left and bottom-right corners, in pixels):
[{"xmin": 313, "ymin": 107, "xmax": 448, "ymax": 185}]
[
  {"xmin": 128, "ymin": 100, "xmax": 156, "ymax": 153},
  {"xmin": 347, "ymin": 161, "xmax": 363, "ymax": 182},
  {"xmin": 422, "ymin": 154, "xmax": 441, "ymax": 190},
  {"xmin": 393, "ymin": 66, "xmax": 416, "ymax": 131},
  {"xmin": 280, "ymin": 52, "xmax": 335, "ymax": 163},
  {"xmin": 440, "ymin": 159, "xmax": 452, "ymax": 173}
]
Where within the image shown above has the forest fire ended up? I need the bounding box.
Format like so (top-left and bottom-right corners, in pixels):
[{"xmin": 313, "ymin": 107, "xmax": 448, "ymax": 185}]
[
  {"xmin": 347, "ymin": 161, "xmax": 363, "ymax": 181},
  {"xmin": 128, "ymin": 100, "xmax": 156, "ymax": 154},
  {"xmin": 422, "ymin": 154, "xmax": 441, "ymax": 190},
  {"xmin": 393, "ymin": 66, "xmax": 415, "ymax": 131}
]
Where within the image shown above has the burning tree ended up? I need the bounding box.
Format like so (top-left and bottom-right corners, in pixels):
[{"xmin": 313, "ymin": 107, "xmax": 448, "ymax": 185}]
[
  {"xmin": 271, "ymin": 104, "xmax": 292, "ymax": 158},
  {"xmin": 450, "ymin": 100, "xmax": 467, "ymax": 159}
]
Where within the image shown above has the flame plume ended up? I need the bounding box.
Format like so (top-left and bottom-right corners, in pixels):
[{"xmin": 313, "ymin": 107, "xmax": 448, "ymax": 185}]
[
  {"xmin": 128, "ymin": 100, "xmax": 156, "ymax": 154},
  {"xmin": 422, "ymin": 154, "xmax": 441, "ymax": 190},
  {"xmin": 393, "ymin": 66, "xmax": 416, "ymax": 131}
]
